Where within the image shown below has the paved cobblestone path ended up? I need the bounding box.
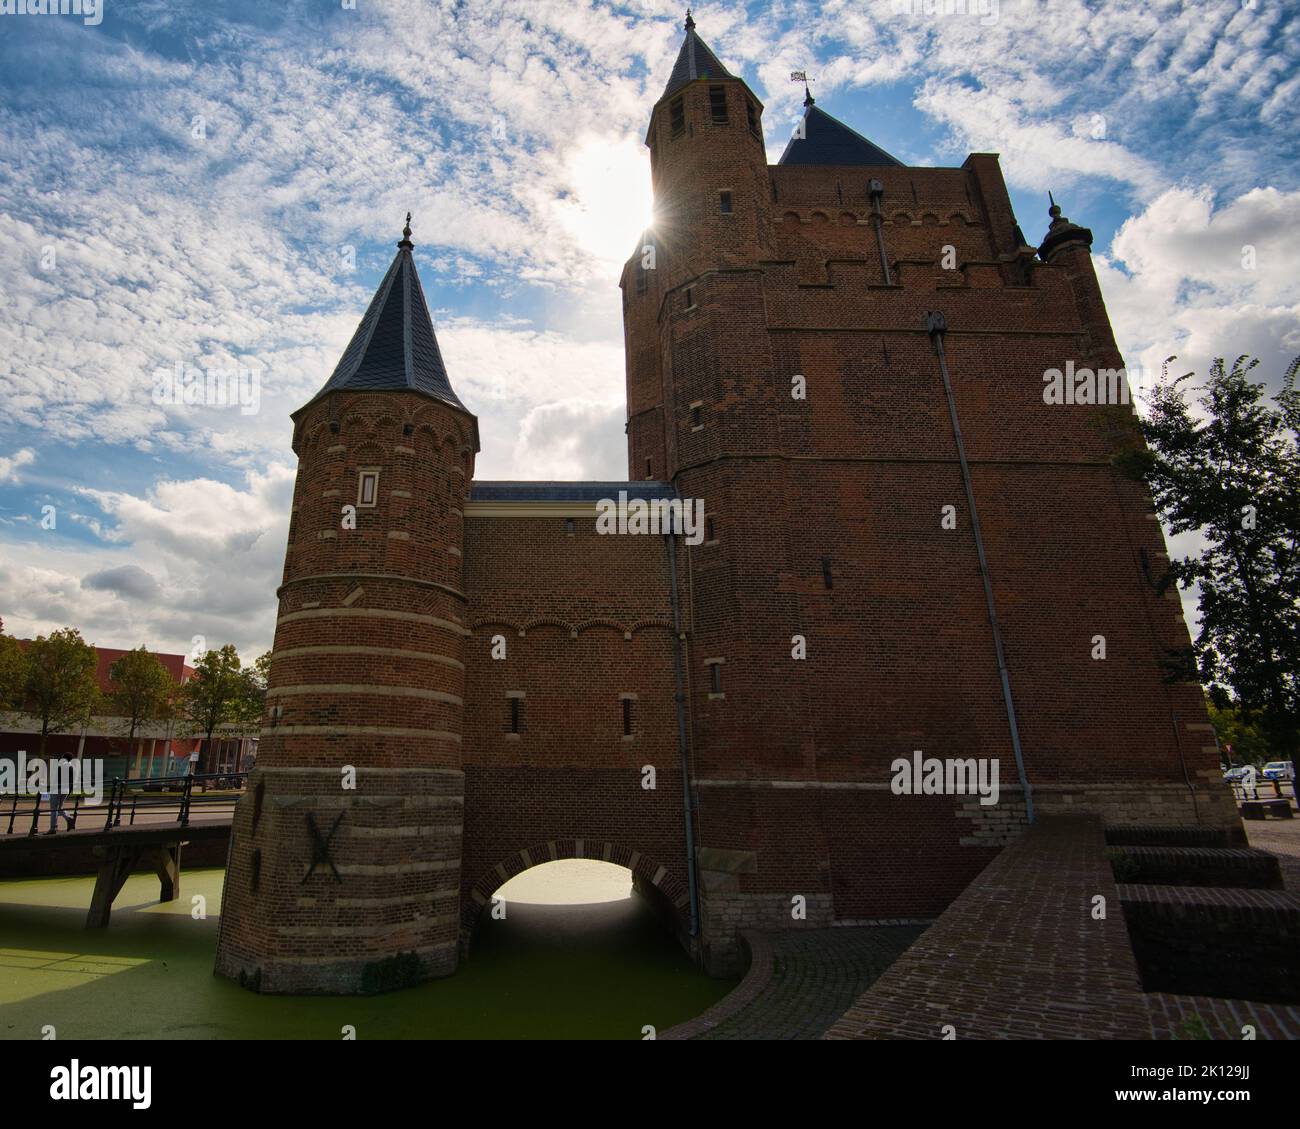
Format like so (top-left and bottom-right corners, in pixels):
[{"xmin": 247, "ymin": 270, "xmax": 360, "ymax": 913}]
[
  {"xmin": 697, "ymin": 925, "xmax": 927, "ymax": 1040},
  {"xmin": 1245, "ymin": 818, "xmax": 1300, "ymax": 893}
]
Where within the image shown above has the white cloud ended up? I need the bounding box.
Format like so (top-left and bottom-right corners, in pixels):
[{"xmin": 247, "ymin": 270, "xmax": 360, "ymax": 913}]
[
  {"xmin": 0, "ymin": 465, "xmax": 293, "ymax": 658},
  {"xmin": 0, "ymin": 448, "xmax": 35, "ymax": 484},
  {"xmin": 1096, "ymin": 186, "xmax": 1300, "ymax": 394}
]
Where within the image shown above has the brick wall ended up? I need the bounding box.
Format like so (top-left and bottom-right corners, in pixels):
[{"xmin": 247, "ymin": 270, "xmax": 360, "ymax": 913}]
[
  {"xmin": 459, "ymin": 509, "xmax": 693, "ymax": 949},
  {"xmin": 618, "ymin": 74, "xmax": 1237, "ymax": 970}
]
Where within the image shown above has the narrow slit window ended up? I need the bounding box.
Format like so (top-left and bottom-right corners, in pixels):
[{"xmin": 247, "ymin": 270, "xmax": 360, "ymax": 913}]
[
  {"xmin": 685, "ymin": 286, "xmax": 694, "ymax": 309},
  {"xmin": 357, "ymin": 469, "xmax": 379, "ymax": 508},
  {"xmin": 746, "ymin": 99, "xmax": 759, "ymax": 136},
  {"xmin": 669, "ymin": 96, "xmax": 685, "ymax": 137},
  {"xmin": 622, "ymin": 697, "xmax": 633, "ymax": 736},
  {"xmin": 706, "ymin": 516, "xmax": 716, "ymax": 542},
  {"xmin": 691, "ymin": 404, "xmax": 703, "ymax": 429},
  {"xmin": 709, "ymin": 85, "xmax": 728, "ymax": 123},
  {"xmin": 507, "ymin": 696, "xmax": 523, "ymax": 735},
  {"xmin": 822, "ymin": 556, "xmax": 834, "ymax": 589},
  {"xmin": 719, "ymin": 191, "xmax": 733, "ymax": 215},
  {"xmin": 709, "ymin": 664, "xmax": 722, "ymax": 694},
  {"xmin": 645, "ymin": 457, "xmax": 654, "ymax": 479},
  {"xmin": 564, "ymin": 518, "xmax": 575, "ymax": 535}
]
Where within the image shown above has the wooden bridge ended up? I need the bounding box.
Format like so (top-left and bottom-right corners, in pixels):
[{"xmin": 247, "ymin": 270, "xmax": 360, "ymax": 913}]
[{"xmin": 0, "ymin": 773, "xmax": 241, "ymax": 927}]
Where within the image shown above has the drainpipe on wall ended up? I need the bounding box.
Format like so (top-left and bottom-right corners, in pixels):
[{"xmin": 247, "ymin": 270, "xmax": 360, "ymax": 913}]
[
  {"xmin": 665, "ymin": 529, "xmax": 701, "ymax": 939},
  {"xmin": 926, "ymin": 311, "xmax": 1035, "ymax": 825},
  {"xmin": 869, "ymin": 179, "xmax": 892, "ymax": 286}
]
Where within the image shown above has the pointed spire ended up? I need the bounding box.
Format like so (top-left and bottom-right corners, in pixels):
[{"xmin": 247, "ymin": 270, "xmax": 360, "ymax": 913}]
[
  {"xmin": 661, "ymin": 11, "xmax": 732, "ymax": 99},
  {"xmin": 300, "ymin": 236, "xmax": 468, "ymax": 414}
]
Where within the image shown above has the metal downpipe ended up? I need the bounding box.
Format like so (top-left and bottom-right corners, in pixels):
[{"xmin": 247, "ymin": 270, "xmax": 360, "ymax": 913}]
[
  {"xmin": 926, "ymin": 311, "xmax": 1035, "ymax": 824},
  {"xmin": 665, "ymin": 529, "xmax": 701, "ymax": 938}
]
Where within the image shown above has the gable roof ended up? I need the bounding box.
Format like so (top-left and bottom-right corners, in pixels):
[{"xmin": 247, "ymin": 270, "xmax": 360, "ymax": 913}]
[{"xmin": 778, "ymin": 103, "xmax": 904, "ymax": 168}]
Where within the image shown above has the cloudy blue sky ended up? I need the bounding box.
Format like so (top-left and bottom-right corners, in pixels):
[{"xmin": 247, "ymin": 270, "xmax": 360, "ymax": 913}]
[{"xmin": 0, "ymin": 0, "xmax": 1296, "ymax": 659}]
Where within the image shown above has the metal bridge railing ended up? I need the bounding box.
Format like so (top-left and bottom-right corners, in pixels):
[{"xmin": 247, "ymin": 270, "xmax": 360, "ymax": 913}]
[
  {"xmin": 1, "ymin": 773, "xmax": 247, "ymax": 837},
  {"xmin": 102, "ymin": 773, "xmax": 248, "ymax": 830}
]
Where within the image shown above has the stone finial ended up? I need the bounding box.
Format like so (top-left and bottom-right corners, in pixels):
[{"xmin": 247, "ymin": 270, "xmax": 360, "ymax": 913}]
[{"xmin": 1037, "ymin": 191, "xmax": 1094, "ymax": 260}]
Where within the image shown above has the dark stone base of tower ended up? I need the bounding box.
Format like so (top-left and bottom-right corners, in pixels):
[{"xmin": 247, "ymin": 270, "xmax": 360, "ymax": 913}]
[
  {"xmin": 214, "ymin": 768, "xmax": 463, "ymax": 994},
  {"xmin": 215, "ymin": 19, "xmax": 1240, "ymax": 993}
]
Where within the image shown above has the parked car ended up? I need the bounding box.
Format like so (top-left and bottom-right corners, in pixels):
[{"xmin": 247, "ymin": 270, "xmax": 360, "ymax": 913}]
[
  {"xmin": 1261, "ymin": 761, "xmax": 1295, "ymax": 781},
  {"xmin": 1222, "ymin": 765, "xmax": 1253, "ymax": 782}
]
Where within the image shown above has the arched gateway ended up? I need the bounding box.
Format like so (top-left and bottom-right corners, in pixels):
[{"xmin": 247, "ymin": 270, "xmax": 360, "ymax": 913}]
[{"xmin": 216, "ymin": 18, "xmax": 1236, "ymax": 996}]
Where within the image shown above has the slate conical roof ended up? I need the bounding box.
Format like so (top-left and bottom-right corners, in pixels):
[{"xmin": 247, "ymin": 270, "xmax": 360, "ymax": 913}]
[
  {"xmin": 661, "ymin": 13, "xmax": 732, "ymax": 99},
  {"xmin": 304, "ymin": 224, "xmax": 467, "ymax": 413},
  {"xmin": 778, "ymin": 103, "xmax": 904, "ymax": 168}
]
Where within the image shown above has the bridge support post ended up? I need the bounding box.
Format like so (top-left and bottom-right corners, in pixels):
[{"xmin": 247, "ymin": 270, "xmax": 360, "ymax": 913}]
[
  {"xmin": 155, "ymin": 843, "xmax": 181, "ymax": 902},
  {"xmin": 86, "ymin": 841, "xmax": 185, "ymax": 927},
  {"xmin": 87, "ymin": 844, "xmax": 143, "ymax": 929}
]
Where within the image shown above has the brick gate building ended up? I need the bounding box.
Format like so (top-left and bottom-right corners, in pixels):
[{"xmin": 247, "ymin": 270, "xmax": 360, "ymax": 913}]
[{"xmin": 214, "ymin": 17, "xmax": 1237, "ymax": 993}]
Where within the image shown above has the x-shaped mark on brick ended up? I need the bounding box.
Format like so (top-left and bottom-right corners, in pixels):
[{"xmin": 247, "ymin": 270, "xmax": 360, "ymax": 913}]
[{"xmin": 302, "ymin": 811, "xmax": 345, "ymax": 884}]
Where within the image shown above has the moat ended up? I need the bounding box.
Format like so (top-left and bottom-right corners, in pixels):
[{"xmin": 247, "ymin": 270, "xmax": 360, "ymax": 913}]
[{"xmin": 0, "ymin": 860, "xmax": 734, "ymax": 1040}]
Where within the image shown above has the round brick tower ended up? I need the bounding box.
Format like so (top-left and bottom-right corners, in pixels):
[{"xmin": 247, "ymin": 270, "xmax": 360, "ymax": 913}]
[{"xmin": 215, "ymin": 219, "xmax": 478, "ymax": 994}]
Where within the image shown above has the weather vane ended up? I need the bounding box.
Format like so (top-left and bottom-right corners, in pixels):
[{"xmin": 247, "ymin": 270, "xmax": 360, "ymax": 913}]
[{"xmin": 791, "ymin": 70, "xmax": 814, "ymax": 106}]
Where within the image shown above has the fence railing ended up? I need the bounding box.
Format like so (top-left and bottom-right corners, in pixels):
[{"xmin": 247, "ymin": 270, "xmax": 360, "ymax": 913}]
[
  {"xmin": 1228, "ymin": 776, "xmax": 1296, "ymax": 804},
  {"xmin": 2, "ymin": 772, "xmax": 246, "ymax": 837}
]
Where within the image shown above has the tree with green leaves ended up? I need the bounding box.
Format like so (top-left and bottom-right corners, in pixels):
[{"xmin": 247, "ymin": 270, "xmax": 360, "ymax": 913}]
[
  {"xmin": 181, "ymin": 644, "xmax": 257, "ymax": 777},
  {"xmin": 108, "ymin": 646, "xmax": 176, "ymax": 776},
  {"xmin": 0, "ymin": 628, "xmax": 27, "ymax": 711},
  {"xmin": 239, "ymin": 650, "xmax": 271, "ymax": 730},
  {"xmin": 21, "ymin": 628, "xmax": 103, "ymax": 759},
  {"xmin": 1117, "ymin": 355, "xmax": 1299, "ymax": 790},
  {"xmin": 1206, "ymin": 700, "xmax": 1271, "ymax": 766}
]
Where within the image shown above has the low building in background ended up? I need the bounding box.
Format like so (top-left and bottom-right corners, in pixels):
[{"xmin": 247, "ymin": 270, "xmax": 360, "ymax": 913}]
[{"xmin": 0, "ymin": 643, "xmax": 257, "ymax": 785}]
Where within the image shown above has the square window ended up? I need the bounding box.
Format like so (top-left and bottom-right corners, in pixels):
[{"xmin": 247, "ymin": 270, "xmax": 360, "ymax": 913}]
[{"xmin": 357, "ymin": 469, "xmax": 380, "ymax": 508}]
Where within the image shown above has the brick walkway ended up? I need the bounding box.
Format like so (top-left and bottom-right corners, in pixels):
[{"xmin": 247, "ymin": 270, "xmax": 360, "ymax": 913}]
[
  {"xmin": 660, "ymin": 815, "xmax": 1300, "ymax": 1041},
  {"xmin": 661, "ymin": 924, "xmax": 927, "ymax": 1040},
  {"xmin": 824, "ymin": 814, "xmax": 1300, "ymax": 1040},
  {"xmin": 1244, "ymin": 819, "xmax": 1300, "ymax": 893}
]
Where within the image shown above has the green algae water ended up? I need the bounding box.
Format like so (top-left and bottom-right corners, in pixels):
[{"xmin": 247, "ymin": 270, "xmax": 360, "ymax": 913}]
[{"xmin": 0, "ymin": 861, "xmax": 734, "ymax": 1040}]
